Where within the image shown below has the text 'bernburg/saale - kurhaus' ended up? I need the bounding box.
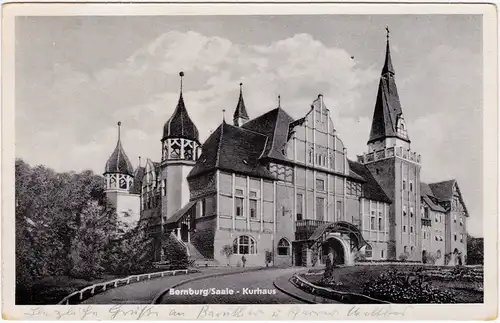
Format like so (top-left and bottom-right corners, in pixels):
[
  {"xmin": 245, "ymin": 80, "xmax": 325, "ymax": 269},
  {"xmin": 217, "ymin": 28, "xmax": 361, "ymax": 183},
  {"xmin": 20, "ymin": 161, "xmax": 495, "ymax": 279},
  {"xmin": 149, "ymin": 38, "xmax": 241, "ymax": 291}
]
[{"xmin": 102, "ymin": 32, "xmax": 469, "ymax": 268}]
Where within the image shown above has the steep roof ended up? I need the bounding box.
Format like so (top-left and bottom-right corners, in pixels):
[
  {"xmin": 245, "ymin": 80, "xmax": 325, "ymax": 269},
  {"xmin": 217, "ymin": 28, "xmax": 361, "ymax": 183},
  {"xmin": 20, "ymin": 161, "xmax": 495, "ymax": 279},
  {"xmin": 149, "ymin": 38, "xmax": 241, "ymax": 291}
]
[
  {"xmin": 241, "ymin": 107, "xmax": 294, "ymax": 162},
  {"xmin": 129, "ymin": 166, "xmax": 145, "ymax": 194},
  {"xmin": 348, "ymin": 160, "xmax": 392, "ymax": 203},
  {"xmin": 233, "ymin": 83, "xmax": 249, "ymax": 123},
  {"xmin": 188, "ymin": 121, "xmax": 275, "ymax": 180},
  {"xmin": 368, "ymin": 36, "xmax": 410, "ymax": 145},
  {"xmin": 428, "ymin": 180, "xmax": 456, "ymax": 202},
  {"xmin": 420, "ymin": 182, "xmax": 446, "ymax": 212},
  {"xmin": 104, "ymin": 123, "xmax": 134, "ymax": 176},
  {"xmin": 163, "ymin": 92, "xmax": 199, "ymax": 142}
]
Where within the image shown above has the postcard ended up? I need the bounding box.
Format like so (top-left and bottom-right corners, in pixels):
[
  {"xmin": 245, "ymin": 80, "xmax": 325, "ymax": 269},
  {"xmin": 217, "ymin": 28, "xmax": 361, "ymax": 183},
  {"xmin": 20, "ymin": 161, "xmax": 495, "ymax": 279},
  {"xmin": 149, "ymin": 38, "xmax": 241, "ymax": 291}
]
[{"xmin": 2, "ymin": 2, "xmax": 498, "ymax": 321}]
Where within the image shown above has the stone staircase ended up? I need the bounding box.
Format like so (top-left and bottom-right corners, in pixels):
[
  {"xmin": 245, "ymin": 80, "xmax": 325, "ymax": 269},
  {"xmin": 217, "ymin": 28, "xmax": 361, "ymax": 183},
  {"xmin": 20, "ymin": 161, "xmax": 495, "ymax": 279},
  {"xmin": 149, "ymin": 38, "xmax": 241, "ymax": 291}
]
[{"xmin": 185, "ymin": 242, "xmax": 220, "ymax": 267}]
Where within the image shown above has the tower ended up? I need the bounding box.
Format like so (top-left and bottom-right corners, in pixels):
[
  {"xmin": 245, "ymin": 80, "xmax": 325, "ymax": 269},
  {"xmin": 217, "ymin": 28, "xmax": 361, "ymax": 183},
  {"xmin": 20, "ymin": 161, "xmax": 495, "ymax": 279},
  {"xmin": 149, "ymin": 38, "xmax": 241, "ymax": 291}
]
[
  {"xmin": 357, "ymin": 28, "xmax": 422, "ymax": 261},
  {"xmin": 160, "ymin": 72, "xmax": 201, "ymax": 220},
  {"xmin": 104, "ymin": 121, "xmax": 140, "ymax": 226},
  {"xmin": 233, "ymin": 83, "xmax": 249, "ymax": 127}
]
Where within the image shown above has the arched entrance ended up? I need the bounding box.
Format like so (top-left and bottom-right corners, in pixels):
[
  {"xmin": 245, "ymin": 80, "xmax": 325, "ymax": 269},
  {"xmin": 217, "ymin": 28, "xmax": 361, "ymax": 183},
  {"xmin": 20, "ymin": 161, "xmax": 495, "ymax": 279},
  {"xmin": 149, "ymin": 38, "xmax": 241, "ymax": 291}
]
[
  {"xmin": 422, "ymin": 250, "xmax": 428, "ymax": 263},
  {"xmin": 322, "ymin": 237, "xmax": 346, "ymax": 265}
]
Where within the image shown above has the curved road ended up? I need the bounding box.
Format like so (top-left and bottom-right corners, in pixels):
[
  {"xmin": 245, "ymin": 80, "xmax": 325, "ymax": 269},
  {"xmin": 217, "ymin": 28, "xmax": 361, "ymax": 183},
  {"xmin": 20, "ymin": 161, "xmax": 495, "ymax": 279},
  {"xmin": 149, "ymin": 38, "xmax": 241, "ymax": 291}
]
[
  {"xmin": 158, "ymin": 267, "xmax": 305, "ymax": 304},
  {"xmin": 83, "ymin": 267, "xmax": 306, "ymax": 304}
]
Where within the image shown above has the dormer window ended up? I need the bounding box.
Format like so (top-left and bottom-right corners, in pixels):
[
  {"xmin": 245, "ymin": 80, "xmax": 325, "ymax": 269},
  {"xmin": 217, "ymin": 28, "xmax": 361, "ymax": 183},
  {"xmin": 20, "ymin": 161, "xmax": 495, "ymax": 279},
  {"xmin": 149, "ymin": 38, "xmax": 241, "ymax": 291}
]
[{"xmin": 396, "ymin": 115, "xmax": 408, "ymax": 138}]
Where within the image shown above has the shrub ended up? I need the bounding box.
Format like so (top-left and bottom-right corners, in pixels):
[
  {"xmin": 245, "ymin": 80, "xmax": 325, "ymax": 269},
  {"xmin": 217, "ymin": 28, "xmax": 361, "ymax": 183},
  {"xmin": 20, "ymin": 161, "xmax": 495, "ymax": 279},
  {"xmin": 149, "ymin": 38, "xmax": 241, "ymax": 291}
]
[
  {"xmin": 363, "ymin": 268, "xmax": 456, "ymax": 303},
  {"xmin": 220, "ymin": 244, "xmax": 233, "ymax": 266},
  {"xmin": 398, "ymin": 252, "xmax": 409, "ymax": 262}
]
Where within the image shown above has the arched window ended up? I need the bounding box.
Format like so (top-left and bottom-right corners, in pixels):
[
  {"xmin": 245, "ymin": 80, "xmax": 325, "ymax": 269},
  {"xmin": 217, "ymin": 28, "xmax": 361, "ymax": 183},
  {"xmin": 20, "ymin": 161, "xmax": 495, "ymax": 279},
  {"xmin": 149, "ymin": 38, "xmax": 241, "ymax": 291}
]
[
  {"xmin": 277, "ymin": 238, "xmax": 290, "ymax": 256},
  {"xmin": 109, "ymin": 175, "xmax": 116, "ymax": 189},
  {"xmin": 184, "ymin": 141, "xmax": 194, "ymax": 160},
  {"xmin": 436, "ymin": 250, "xmax": 442, "ymax": 259},
  {"xmin": 170, "ymin": 140, "xmax": 181, "ymax": 159},
  {"xmin": 119, "ymin": 177, "xmax": 127, "ymax": 189},
  {"xmin": 232, "ymin": 235, "xmax": 256, "ymax": 255},
  {"xmin": 365, "ymin": 245, "xmax": 373, "ymax": 258}
]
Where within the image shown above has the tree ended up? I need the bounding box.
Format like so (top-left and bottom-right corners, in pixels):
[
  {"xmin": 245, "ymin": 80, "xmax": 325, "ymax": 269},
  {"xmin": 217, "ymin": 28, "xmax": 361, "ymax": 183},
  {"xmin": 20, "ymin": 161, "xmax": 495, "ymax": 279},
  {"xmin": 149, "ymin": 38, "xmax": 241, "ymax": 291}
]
[
  {"xmin": 467, "ymin": 234, "xmax": 483, "ymax": 265},
  {"xmin": 265, "ymin": 250, "xmax": 273, "ymax": 267},
  {"xmin": 220, "ymin": 244, "xmax": 233, "ymax": 266}
]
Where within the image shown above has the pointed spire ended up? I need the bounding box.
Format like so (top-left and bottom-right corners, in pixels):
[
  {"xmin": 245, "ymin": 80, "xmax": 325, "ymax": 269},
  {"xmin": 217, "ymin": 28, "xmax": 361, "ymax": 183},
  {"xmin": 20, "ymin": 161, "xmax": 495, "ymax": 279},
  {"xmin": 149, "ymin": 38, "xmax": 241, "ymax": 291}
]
[
  {"xmin": 382, "ymin": 26, "xmax": 395, "ymax": 76},
  {"xmin": 222, "ymin": 109, "xmax": 226, "ymax": 123},
  {"xmin": 233, "ymin": 82, "xmax": 249, "ymax": 127},
  {"xmin": 278, "ymin": 95, "xmax": 281, "ymax": 108},
  {"xmin": 367, "ymin": 29, "xmax": 409, "ymax": 145},
  {"xmin": 138, "ymin": 156, "xmax": 142, "ymax": 167}
]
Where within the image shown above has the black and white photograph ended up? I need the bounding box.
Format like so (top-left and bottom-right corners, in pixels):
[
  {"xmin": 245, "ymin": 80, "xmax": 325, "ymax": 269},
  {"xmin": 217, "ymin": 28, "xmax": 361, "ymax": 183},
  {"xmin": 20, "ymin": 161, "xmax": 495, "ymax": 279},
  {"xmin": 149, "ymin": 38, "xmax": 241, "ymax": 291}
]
[{"xmin": 2, "ymin": 3, "xmax": 498, "ymax": 320}]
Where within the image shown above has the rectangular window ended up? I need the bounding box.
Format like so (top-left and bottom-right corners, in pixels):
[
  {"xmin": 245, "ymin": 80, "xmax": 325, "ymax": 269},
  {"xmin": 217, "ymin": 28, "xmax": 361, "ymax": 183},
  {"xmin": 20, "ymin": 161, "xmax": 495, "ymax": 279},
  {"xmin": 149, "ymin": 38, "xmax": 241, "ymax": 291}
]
[
  {"xmin": 460, "ymin": 233, "xmax": 464, "ymax": 243},
  {"xmin": 316, "ymin": 179, "xmax": 325, "ymax": 191},
  {"xmin": 200, "ymin": 198, "xmax": 206, "ymax": 217},
  {"xmin": 336, "ymin": 201, "xmax": 342, "ymax": 221},
  {"xmin": 235, "ymin": 188, "xmax": 244, "ymax": 196},
  {"xmin": 454, "ymin": 213, "xmax": 457, "ymax": 223},
  {"xmin": 296, "ymin": 193, "xmax": 303, "ymax": 221},
  {"xmin": 235, "ymin": 197, "xmax": 244, "ymax": 217},
  {"xmin": 370, "ymin": 216, "xmax": 376, "ymax": 230},
  {"xmin": 381, "ymin": 249, "xmax": 385, "ymax": 258},
  {"xmin": 460, "ymin": 216, "xmax": 463, "ymax": 226},
  {"xmin": 403, "ymin": 225, "xmax": 407, "ymax": 233},
  {"xmin": 454, "ymin": 234, "xmax": 457, "ymax": 241},
  {"xmin": 410, "ymin": 182, "xmax": 413, "ymax": 192},
  {"xmin": 435, "ymin": 214, "xmax": 438, "ymax": 222},
  {"xmin": 162, "ymin": 179, "xmax": 167, "ymax": 196},
  {"xmin": 316, "ymin": 197, "xmax": 325, "ymax": 221},
  {"xmin": 249, "ymin": 191, "xmax": 257, "ymax": 198},
  {"xmin": 378, "ymin": 217, "xmax": 383, "ymax": 231},
  {"xmin": 424, "ymin": 207, "xmax": 429, "ymax": 219},
  {"xmin": 410, "ymin": 226, "xmax": 414, "ymax": 233},
  {"xmin": 403, "ymin": 206, "xmax": 407, "ymax": 217},
  {"xmin": 403, "ymin": 180, "xmax": 406, "ymax": 191},
  {"xmin": 410, "ymin": 207, "xmax": 414, "ymax": 217},
  {"xmin": 250, "ymin": 199, "xmax": 257, "ymax": 219}
]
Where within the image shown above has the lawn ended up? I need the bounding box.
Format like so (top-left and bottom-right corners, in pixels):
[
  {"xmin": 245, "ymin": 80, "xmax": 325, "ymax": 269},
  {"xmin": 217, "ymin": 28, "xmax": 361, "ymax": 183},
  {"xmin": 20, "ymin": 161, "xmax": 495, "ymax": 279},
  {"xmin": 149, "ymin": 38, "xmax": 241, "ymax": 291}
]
[{"xmin": 302, "ymin": 265, "xmax": 483, "ymax": 303}]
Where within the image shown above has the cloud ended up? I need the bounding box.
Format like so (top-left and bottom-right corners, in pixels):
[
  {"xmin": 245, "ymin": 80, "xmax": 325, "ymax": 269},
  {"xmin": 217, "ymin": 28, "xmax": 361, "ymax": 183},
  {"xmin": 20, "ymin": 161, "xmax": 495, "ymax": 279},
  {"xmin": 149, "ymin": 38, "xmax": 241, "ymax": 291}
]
[{"xmin": 16, "ymin": 30, "xmax": 483, "ymax": 236}]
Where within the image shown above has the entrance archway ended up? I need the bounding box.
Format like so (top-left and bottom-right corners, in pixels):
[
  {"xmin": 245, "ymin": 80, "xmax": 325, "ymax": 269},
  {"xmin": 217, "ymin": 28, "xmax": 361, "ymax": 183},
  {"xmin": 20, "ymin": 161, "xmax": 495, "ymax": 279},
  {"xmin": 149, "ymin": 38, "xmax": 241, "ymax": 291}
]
[
  {"xmin": 422, "ymin": 250, "xmax": 428, "ymax": 263},
  {"xmin": 322, "ymin": 237, "xmax": 347, "ymax": 265}
]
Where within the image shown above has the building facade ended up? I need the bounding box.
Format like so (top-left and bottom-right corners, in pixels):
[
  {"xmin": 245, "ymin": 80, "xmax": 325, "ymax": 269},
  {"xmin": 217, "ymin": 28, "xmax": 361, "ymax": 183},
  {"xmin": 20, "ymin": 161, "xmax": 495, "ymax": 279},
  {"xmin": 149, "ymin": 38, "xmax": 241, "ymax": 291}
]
[{"xmin": 103, "ymin": 33, "xmax": 469, "ymax": 267}]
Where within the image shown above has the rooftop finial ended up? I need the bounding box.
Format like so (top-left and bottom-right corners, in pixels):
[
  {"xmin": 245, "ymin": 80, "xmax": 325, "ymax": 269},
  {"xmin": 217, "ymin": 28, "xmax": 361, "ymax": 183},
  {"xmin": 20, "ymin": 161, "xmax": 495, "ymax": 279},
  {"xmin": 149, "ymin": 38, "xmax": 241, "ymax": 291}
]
[
  {"xmin": 239, "ymin": 82, "xmax": 243, "ymax": 92},
  {"xmin": 117, "ymin": 121, "xmax": 122, "ymax": 141},
  {"xmin": 138, "ymin": 156, "xmax": 142, "ymax": 167},
  {"xmin": 222, "ymin": 109, "xmax": 226, "ymax": 122},
  {"xmin": 278, "ymin": 95, "xmax": 281, "ymax": 108},
  {"xmin": 179, "ymin": 71, "xmax": 185, "ymax": 93},
  {"xmin": 386, "ymin": 25, "xmax": 390, "ymax": 40}
]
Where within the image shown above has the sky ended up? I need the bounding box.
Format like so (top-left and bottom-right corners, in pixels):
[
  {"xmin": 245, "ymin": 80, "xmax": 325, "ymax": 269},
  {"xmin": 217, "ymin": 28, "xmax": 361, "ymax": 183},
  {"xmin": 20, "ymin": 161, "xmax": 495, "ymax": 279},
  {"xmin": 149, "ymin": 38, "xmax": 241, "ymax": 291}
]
[{"xmin": 15, "ymin": 15, "xmax": 483, "ymax": 236}]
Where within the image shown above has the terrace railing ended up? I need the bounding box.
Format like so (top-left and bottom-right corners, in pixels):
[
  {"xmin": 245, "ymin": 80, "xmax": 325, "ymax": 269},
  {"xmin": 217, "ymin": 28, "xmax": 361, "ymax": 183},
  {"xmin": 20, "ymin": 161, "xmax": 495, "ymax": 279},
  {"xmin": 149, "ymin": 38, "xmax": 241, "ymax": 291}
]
[{"xmin": 57, "ymin": 269, "xmax": 189, "ymax": 305}]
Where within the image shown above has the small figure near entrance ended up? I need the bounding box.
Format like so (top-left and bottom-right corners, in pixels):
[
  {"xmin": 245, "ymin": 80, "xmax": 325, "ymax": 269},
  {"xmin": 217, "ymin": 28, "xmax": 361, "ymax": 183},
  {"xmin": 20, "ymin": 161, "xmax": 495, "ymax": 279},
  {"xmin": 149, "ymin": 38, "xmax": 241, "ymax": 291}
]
[{"xmin": 241, "ymin": 255, "xmax": 247, "ymax": 268}]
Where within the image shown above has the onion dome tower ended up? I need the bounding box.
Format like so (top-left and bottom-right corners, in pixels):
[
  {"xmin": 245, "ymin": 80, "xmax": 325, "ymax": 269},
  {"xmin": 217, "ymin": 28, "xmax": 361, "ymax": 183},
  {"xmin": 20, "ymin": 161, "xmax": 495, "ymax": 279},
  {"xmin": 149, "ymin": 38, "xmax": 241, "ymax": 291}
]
[
  {"xmin": 104, "ymin": 121, "xmax": 134, "ymax": 191},
  {"xmin": 160, "ymin": 72, "xmax": 201, "ymax": 221}
]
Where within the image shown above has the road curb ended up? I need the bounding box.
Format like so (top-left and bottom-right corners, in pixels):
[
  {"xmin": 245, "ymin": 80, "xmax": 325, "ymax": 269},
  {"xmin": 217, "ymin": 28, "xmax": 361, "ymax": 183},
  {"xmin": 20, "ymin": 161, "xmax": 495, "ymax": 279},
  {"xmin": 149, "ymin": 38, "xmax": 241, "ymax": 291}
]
[
  {"xmin": 151, "ymin": 267, "xmax": 266, "ymax": 304},
  {"xmin": 289, "ymin": 273, "xmax": 390, "ymax": 304},
  {"xmin": 273, "ymin": 275, "xmax": 315, "ymax": 304}
]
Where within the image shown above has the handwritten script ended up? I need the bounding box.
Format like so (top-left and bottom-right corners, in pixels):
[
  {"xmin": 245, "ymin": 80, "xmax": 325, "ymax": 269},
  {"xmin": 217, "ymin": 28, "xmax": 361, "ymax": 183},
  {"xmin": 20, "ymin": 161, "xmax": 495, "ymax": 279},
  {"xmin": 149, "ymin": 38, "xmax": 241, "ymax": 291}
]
[{"xmin": 23, "ymin": 304, "xmax": 412, "ymax": 320}]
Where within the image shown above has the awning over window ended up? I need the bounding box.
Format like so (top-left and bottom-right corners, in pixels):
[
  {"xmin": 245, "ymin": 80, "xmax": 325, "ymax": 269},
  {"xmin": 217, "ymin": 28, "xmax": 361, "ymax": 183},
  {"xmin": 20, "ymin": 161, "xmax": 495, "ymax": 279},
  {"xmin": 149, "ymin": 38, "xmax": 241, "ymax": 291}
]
[
  {"xmin": 164, "ymin": 200, "xmax": 197, "ymax": 225},
  {"xmin": 309, "ymin": 221, "xmax": 368, "ymax": 250}
]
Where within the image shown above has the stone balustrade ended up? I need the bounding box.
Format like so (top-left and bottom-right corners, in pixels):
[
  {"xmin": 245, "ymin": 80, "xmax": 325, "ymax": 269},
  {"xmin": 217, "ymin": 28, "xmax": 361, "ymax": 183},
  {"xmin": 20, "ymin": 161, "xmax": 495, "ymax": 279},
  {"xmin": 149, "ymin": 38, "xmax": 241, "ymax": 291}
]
[{"xmin": 357, "ymin": 146, "xmax": 421, "ymax": 164}]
